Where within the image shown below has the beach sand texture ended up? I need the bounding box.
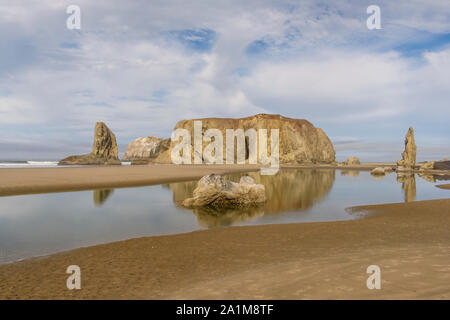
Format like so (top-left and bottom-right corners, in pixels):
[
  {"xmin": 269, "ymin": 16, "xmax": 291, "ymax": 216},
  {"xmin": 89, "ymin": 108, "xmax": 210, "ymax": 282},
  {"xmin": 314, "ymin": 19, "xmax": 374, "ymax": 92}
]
[{"xmin": 0, "ymin": 196, "xmax": 449, "ymax": 299}]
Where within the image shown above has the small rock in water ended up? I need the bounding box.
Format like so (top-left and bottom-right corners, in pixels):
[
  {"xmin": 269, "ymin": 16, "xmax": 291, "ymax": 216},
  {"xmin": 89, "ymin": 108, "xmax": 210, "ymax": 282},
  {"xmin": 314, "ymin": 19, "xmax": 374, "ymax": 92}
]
[
  {"xmin": 371, "ymin": 167, "xmax": 386, "ymax": 176},
  {"xmin": 182, "ymin": 174, "xmax": 266, "ymax": 208}
]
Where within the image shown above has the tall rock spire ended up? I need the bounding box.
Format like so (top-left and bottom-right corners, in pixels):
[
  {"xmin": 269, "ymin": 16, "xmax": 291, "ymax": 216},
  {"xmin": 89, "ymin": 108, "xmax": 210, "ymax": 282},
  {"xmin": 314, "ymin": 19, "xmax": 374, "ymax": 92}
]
[{"xmin": 397, "ymin": 127, "xmax": 416, "ymax": 170}]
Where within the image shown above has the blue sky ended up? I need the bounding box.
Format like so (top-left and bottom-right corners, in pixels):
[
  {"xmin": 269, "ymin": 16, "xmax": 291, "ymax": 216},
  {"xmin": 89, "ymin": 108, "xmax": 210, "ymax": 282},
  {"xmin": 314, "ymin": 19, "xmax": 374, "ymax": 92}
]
[{"xmin": 0, "ymin": 0, "xmax": 450, "ymax": 161}]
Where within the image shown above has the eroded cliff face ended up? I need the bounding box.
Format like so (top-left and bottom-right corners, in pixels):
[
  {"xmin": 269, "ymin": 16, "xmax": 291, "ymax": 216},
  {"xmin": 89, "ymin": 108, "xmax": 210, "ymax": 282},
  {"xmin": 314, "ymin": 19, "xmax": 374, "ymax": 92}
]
[
  {"xmin": 122, "ymin": 136, "xmax": 163, "ymax": 161},
  {"xmin": 59, "ymin": 122, "xmax": 120, "ymax": 165},
  {"xmin": 161, "ymin": 114, "xmax": 335, "ymax": 164}
]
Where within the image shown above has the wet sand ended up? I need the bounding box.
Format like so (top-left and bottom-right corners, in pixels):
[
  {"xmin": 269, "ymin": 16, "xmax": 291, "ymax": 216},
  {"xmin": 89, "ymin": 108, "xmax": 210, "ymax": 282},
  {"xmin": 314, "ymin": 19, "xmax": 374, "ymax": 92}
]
[
  {"xmin": 1, "ymin": 198, "xmax": 449, "ymax": 299},
  {"xmin": 0, "ymin": 163, "xmax": 396, "ymax": 197},
  {"xmin": 0, "ymin": 164, "xmax": 261, "ymax": 197}
]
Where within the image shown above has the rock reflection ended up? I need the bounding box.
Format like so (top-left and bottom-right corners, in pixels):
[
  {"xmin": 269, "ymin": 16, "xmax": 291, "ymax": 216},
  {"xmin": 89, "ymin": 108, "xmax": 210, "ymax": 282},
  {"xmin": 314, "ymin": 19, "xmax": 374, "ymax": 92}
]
[
  {"xmin": 396, "ymin": 173, "xmax": 416, "ymax": 202},
  {"xmin": 93, "ymin": 189, "xmax": 114, "ymax": 206},
  {"xmin": 167, "ymin": 169, "xmax": 335, "ymax": 227},
  {"xmin": 418, "ymin": 173, "xmax": 450, "ymax": 183},
  {"xmin": 340, "ymin": 170, "xmax": 360, "ymax": 177}
]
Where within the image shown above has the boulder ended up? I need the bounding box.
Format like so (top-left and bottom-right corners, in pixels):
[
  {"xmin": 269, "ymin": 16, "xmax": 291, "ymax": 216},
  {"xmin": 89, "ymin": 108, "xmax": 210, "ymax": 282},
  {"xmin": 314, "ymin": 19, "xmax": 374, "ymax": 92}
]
[
  {"xmin": 396, "ymin": 127, "xmax": 416, "ymax": 170},
  {"xmin": 371, "ymin": 167, "xmax": 386, "ymax": 176},
  {"xmin": 59, "ymin": 122, "xmax": 121, "ymax": 165},
  {"xmin": 182, "ymin": 174, "xmax": 266, "ymax": 208},
  {"xmin": 122, "ymin": 136, "xmax": 163, "ymax": 161},
  {"xmin": 161, "ymin": 114, "xmax": 335, "ymax": 164}
]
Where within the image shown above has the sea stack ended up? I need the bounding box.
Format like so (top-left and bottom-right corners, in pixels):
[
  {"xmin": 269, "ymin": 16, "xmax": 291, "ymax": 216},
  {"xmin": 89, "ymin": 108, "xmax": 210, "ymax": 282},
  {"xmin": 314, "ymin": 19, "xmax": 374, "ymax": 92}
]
[
  {"xmin": 59, "ymin": 122, "xmax": 121, "ymax": 165},
  {"xmin": 396, "ymin": 127, "xmax": 416, "ymax": 171},
  {"xmin": 153, "ymin": 114, "xmax": 336, "ymax": 165},
  {"xmin": 122, "ymin": 136, "xmax": 163, "ymax": 161}
]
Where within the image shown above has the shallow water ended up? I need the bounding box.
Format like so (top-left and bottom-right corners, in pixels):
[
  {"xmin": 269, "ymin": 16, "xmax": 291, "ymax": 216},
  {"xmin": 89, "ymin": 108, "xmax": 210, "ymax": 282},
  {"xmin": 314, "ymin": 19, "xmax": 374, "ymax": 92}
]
[{"xmin": 0, "ymin": 169, "xmax": 449, "ymax": 264}]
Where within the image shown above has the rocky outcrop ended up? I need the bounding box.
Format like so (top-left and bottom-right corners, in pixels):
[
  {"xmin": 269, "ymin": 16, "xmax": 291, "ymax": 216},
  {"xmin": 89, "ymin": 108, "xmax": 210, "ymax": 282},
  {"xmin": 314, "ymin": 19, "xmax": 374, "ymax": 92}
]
[
  {"xmin": 342, "ymin": 157, "xmax": 360, "ymax": 165},
  {"xmin": 122, "ymin": 136, "xmax": 163, "ymax": 161},
  {"xmin": 59, "ymin": 122, "xmax": 121, "ymax": 165},
  {"xmin": 434, "ymin": 161, "xmax": 450, "ymax": 170},
  {"xmin": 419, "ymin": 161, "xmax": 435, "ymax": 171},
  {"xmin": 148, "ymin": 138, "xmax": 171, "ymax": 163},
  {"xmin": 130, "ymin": 138, "xmax": 172, "ymax": 164},
  {"xmin": 165, "ymin": 114, "xmax": 335, "ymax": 164},
  {"xmin": 397, "ymin": 127, "xmax": 416, "ymax": 170},
  {"xmin": 182, "ymin": 174, "xmax": 266, "ymax": 208}
]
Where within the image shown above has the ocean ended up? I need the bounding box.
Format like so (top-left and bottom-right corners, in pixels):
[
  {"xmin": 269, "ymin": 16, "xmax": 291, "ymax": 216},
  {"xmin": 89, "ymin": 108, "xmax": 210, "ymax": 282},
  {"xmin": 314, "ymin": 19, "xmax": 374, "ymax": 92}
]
[{"xmin": 0, "ymin": 161, "xmax": 131, "ymax": 168}]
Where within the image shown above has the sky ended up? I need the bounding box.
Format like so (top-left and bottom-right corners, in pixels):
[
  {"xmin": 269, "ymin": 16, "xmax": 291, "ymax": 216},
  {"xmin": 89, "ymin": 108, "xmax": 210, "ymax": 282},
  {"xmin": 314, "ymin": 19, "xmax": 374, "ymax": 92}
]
[{"xmin": 0, "ymin": 0, "xmax": 449, "ymax": 161}]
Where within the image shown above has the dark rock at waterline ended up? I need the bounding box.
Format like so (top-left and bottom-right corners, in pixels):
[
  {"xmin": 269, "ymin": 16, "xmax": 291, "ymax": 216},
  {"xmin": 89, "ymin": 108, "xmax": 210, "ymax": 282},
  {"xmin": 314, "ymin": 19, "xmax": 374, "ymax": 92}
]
[{"xmin": 434, "ymin": 161, "xmax": 450, "ymax": 170}]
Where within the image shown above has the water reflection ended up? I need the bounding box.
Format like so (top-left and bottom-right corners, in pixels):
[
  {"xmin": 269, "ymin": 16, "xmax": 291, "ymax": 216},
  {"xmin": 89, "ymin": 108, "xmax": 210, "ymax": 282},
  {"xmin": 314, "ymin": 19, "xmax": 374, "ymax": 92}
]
[
  {"xmin": 167, "ymin": 169, "xmax": 336, "ymax": 227},
  {"xmin": 396, "ymin": 173, "xmax": 416, "ymax": 202},
  {"xmin": 340, "ymin": 170, "xmax": 360, "ymax": 177},
  {"xmin": 93, "ymin": 189, "xmax": 114, "ymax": 206},
  {"xmin": 418, "ymin": 173, "xmax": 450, "ymax": 183}
]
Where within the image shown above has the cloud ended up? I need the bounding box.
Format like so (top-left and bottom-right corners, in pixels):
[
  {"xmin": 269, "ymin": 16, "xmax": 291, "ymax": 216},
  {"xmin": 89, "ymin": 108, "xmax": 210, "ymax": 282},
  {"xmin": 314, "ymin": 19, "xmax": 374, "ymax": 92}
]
[{"xmin": 0, "ymin": 0, "xmax": 449, "ymax": 160}]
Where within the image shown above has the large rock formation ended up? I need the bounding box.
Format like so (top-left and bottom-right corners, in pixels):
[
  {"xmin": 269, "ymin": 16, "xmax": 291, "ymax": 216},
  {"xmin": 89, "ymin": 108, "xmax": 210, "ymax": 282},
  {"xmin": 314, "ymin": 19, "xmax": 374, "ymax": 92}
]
[
  {"xmin": 59, "ymin": 122, "xmax": 121, "ymax": 165},
  {"xmin": 122, "ymin": 136, "xmax": 163, "ymax": 161},
  {"xmin": 397, "ymin": 127, "xmax": 416, "ymax": 170},
  {"xmin": 182, "ymin": 174, "xmax": 266, "ymax": 208},
  {"xmin": 129, "ymin": 138, "xmax": 172, "ymax": 165},
  {"xmin": 159, "ymin": 114, "xmax": 335, "ymax": 164}
]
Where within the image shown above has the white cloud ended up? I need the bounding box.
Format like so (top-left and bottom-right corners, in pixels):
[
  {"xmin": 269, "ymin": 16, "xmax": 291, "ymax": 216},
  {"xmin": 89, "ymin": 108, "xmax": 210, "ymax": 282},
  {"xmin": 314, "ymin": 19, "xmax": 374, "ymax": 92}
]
[{"xmin": 0, "ymin": 0, "xmax": 449, "ymax": 160}]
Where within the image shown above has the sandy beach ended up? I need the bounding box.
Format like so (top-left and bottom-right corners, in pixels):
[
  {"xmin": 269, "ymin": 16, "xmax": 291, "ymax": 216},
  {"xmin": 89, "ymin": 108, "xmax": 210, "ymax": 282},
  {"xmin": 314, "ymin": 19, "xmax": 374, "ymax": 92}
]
[
  {"xmin": 0, "ymin": 163, "xmax": 398, "ymax": 197},
  {"xmin": 1, "ymin": 192, "xmax": 449, "ymax": 299},
  {"xmin": 0, "ymin": 164, "xmax": 262, "ymax": 197}
]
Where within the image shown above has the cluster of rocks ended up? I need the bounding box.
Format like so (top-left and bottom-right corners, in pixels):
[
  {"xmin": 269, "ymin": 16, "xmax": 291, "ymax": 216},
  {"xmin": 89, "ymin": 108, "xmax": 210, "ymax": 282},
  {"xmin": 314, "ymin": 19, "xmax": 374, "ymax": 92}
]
[
  {"xmin": 341, "ymin": 157, "xmax": 360, "ymax": 166},
  {"xmin": 57, "ymin": 118, "xmax": 448, "ymax": 181},
  {"xmin": 371, "ymin": 167, "xmax": 393, "ymax": 176},
  {"xmin": 58, "ymin": 114, "xmax": 336, "ymax": 166}
]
